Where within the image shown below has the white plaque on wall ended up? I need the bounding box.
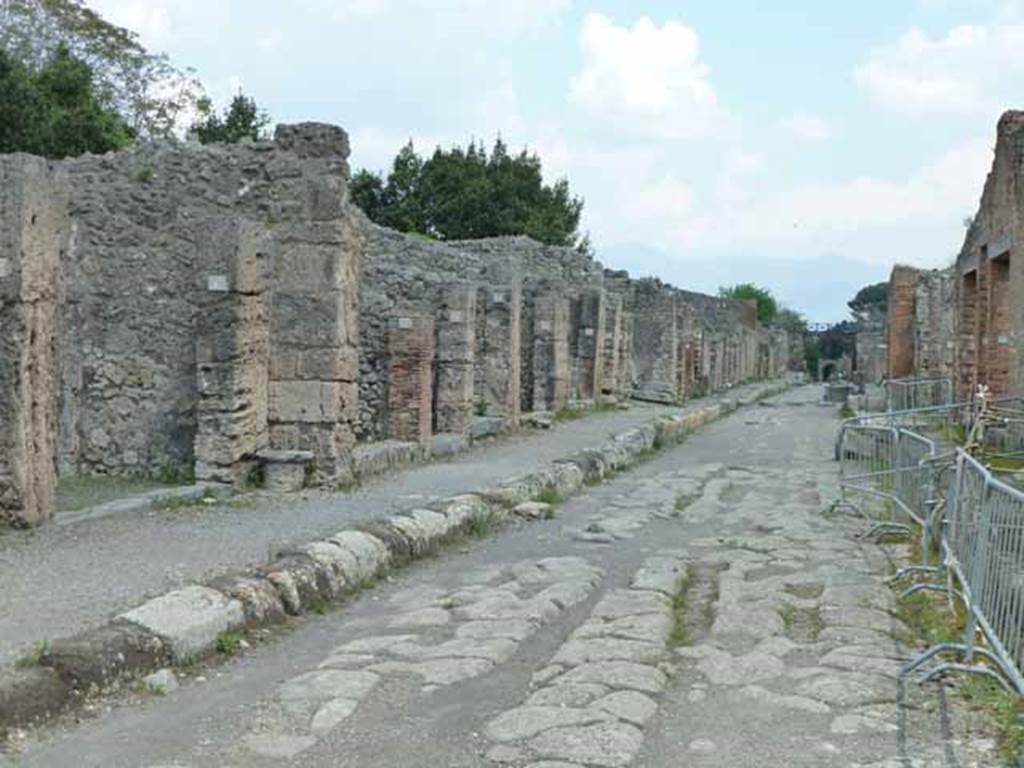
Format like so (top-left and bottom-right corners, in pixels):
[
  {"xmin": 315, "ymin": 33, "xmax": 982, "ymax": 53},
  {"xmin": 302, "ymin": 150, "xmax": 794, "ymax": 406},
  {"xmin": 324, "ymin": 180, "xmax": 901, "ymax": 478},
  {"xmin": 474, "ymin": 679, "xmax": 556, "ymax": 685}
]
[
  {"xmin": 207, "ymin": 274, "xmax": 229, "ymax": 292},
  {"xmin": 397, "ymin": 317, "xmax": 413, "ymax": 329}
]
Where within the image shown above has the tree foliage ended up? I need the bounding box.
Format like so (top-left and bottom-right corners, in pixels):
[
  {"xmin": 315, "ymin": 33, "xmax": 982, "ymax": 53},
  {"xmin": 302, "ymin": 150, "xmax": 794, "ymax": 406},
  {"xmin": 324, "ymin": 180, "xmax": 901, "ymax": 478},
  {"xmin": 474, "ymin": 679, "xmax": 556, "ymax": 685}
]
[
  {"xmin": 0, "ymin": 43, "xmax": 132, "ymax": 157},
  {"xmin": 191, "ymin": 93, "xmax": 270, "ymax": 144},
  {"xmin": 718, "ymin": 283, "xmax": 779, "ymax": 324},
  {"xmin": 351, "ymin": 138, "xmax": 587, "ymax": 250},
  {"xmin": 775, "ymin": 307, "xmax": 807, "ymax": 335},
  {"xmin": 0, "ymin": 0, "xmax": 204, "ymax": 138},
  {"xmin": 848, "ymin": 281, "xmax": 889, "ymax": 317}
]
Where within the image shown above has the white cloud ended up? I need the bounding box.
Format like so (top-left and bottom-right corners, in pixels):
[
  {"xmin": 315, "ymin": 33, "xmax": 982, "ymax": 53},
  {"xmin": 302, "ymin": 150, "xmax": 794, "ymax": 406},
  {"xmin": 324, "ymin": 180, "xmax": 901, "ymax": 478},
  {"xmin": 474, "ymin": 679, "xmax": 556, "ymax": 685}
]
[
  {"xmin": 623, "ymin": 175, "xmax": 695, "ymax": 224},
  {"xmin": 569, "ymin": 13, "xmax": 720, "ymax": 139},
  {"xmin": 679, "ymin": 138, "xmax": 992, "ymax": 266},
  {"xmin": 778, "ymin": 113, "xmax": 832, "ymax": 142},
  {"xmin": 331, "ymin": 0, "xmax": 569, "ymax": 32},
  {"xmin": 854, "ymin": 24, "xmax": 1024, "ymax": 113}
]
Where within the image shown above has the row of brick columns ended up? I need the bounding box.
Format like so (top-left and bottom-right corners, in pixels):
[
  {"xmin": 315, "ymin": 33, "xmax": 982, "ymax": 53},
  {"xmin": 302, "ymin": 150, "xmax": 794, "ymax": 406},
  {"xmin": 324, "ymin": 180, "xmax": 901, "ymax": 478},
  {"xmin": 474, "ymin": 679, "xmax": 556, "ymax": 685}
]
[{"xmin": 383, "ymin": 282, "xmax": 623, "ymax": 447}]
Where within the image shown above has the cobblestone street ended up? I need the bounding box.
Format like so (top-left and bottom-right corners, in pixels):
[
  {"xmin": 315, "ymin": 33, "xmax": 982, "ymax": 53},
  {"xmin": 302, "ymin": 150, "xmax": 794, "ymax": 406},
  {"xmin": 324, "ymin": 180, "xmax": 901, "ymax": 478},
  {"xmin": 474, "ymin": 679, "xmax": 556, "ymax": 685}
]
[{"xmin": 5, "ymin": 386, "xmax": 995, "ymax": 767}]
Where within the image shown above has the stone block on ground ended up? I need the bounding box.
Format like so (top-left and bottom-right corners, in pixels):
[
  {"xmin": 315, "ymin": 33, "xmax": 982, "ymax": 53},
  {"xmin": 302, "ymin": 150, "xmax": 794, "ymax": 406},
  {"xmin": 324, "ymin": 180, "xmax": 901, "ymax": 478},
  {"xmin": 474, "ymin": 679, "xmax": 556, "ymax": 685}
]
[
  {"xmin": 118, "ymin": 586, "xmax": 246, "ymax": 663},
  {"xmin": 43, "ymin": 619, "xmax": 168, "ymax": 689}
]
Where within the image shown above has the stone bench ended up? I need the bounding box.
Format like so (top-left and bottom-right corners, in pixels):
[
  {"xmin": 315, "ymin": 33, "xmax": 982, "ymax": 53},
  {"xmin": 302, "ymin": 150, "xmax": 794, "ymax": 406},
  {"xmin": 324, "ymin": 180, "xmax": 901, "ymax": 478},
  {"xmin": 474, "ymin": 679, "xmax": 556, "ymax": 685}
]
[{"xmin": 256, "ymin": 450, "xmax": 315, "ymax": 492}]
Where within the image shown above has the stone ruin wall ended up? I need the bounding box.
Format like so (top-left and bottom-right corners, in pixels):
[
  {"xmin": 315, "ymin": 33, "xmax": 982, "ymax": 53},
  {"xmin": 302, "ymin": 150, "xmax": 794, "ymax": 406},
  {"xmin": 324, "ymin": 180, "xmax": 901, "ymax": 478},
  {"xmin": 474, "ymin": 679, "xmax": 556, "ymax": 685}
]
[
  {"xmin": 883, "ymin": 111, "xmax": 1024, "ymax": 401},
  {"xmin": 953, "ymin": 111, "xmax": 1024, "ymax": 400},
  {"xmin": 0, "ymin": 122, "xmax": 792, "ymax": 526}
]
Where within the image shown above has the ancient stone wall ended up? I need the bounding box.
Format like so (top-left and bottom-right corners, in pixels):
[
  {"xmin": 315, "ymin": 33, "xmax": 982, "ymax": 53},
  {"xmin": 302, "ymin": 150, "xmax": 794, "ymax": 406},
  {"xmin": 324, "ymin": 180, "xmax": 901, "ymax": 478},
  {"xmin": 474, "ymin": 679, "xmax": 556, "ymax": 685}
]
[
  {"xmin": 0, "ymin": 156, "xmax": 67, "ymax": 526},
  {"xmin": 954, "ymin": 112, "xmax": 1024, "ymax": 399},
  {"xmin": 44, "ymin": 123, "xmax": 360, "ymax": 484},
  {"xmin": 0, "ymin": 120, "xmax": 794, "ymax": 526}
]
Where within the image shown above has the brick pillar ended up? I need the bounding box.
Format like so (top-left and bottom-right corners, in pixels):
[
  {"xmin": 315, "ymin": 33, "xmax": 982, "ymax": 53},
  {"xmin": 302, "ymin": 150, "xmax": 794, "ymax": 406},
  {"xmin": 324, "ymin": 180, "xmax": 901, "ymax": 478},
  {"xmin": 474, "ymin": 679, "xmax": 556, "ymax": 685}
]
[
  {"xmin": 574, "ymin": 288, "xmax": 606, "ymax": 401},
  {"xmin": 434, "ymin": 285, "xmax": 476, "ymax": 435},
  {"xmin": 388, "ymin": 315, "xmax": 435, "ymax": 445},
  {"xmin": 532, "ymin": 293, "xmax": 571, "ymax": 412},
  {"xmin": 194, "ymin": 221, "xmax": 269, "ymax": 484},
  {"xmin": 959, "ymin": 270, "xmax": 979, "ymax": 400},
  {"xmin": 0, "ymin": 157, "xmax": 65, "ymax": 527},
  {"xmin": 479, "ymin": 283, "xmax": 522, "ymax": 426},
  {"xmin": 887, "ymin": 266, "xmax": 918, "ymax": 379}
]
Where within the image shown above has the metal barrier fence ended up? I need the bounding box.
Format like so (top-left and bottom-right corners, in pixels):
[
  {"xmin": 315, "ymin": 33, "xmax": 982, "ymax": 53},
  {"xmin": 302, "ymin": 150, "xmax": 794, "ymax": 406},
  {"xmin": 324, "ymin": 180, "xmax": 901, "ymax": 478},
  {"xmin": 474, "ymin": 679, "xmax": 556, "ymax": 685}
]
[
  {"xmin": 834, "ymin": 395, "xmax": 1024, "ymax": 693},
  {"xmin": 884, "ymin": 377, "xmax": 954, "ymax": 412}
]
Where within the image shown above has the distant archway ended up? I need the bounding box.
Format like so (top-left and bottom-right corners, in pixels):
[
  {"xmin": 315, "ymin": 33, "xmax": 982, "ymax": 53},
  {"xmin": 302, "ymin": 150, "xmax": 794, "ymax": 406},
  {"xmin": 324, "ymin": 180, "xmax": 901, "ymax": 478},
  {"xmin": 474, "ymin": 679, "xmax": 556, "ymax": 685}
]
[{"xmin": 819, "ymin": 360, "xmax": 840, "ymax": 382}]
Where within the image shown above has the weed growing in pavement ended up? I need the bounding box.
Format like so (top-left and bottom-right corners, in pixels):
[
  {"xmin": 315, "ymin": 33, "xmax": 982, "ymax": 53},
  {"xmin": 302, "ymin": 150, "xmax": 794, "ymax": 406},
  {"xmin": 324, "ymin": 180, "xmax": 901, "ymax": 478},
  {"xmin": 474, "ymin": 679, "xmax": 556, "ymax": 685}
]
[
  {"xmin": 307, "ymin": 595, "xmax": 329, "ymax": 615},
  {"xmin": 215, "ymin": 631, "xmax": 244, "ymax": 656},
  {"xmin": 464, "ymin": 510, "xmax": 507, "ymax": 540},
  {"xmin": 667, "ymin": 567, "xmax": 697, "ymax": 648},
  {"xmin": 535, "ymin": 488, "xmax": 562, "ymax": 506},
  {"xmin": 14, "ymin": 639, "xmax": 50, "ymax": 668}
]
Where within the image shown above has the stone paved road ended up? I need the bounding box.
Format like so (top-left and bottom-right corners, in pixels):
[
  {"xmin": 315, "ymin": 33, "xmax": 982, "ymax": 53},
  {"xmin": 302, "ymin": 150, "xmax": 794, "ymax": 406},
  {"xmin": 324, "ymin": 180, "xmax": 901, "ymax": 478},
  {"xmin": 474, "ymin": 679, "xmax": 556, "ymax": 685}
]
[{"xmin": 5, "ymin": 386, "xmax": 996, "ymax": 767}]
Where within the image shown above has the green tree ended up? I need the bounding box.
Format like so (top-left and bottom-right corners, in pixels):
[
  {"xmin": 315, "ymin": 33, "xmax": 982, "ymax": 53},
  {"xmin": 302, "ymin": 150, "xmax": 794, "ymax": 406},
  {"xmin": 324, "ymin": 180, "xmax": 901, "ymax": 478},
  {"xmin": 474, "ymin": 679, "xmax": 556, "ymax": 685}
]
[
  {"xmin": 0, "ymin": 0, "xmax": 204, "ymax": 138},
  {"xmin": 351, "ymin": 169, "xmax": 386, "ymax": 221},
  {"xmin": 351, "ymin": 138, "xmax": 586, "ymax": 248},
  {"xmin": 191, "ymin": 93, "xmax": 270, "ymax": 144},
  {"xmin": 0, "ymin": 44, "xmax": 132, "ymax": 158},
  {"xmin": 848, "ymin": 282, "xmax": 888, "ymax": 317},
  {"xmin": 775, "ymin": 307, "xmax": 807, "ymax": 335},
  {"xmin": 718, "ymin": 283, "xmax": 779, "ymax": 324}
]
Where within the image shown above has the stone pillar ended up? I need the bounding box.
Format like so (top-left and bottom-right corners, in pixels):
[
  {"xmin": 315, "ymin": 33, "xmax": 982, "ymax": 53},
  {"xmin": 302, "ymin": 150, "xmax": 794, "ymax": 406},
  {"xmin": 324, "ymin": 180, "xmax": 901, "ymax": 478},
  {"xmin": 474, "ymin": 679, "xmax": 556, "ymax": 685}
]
[
  {"xmin": 388, "ymin": 314, "xmax": 435, "ymax": 445},
  {"xmin": 532, "ymin": 292, "xmax": 571, "ymax": 412},
  {"xmin": 479, "ymin": 283, "xmax": 522, "ymax": 425},
  {"xmin": 601, "ymin": 294, "xmax": 623, "ymax": 397},
  {"xmin": 267, "ymin": 225, "xmax": 361, "ymax": 484},
  {"xmin": 0, "ymin": 157, "xmax": 66, "ymax": 527},
  {"xmin": 194, "ymin": 221, "xmax": 269, "ymax": 484},
  {"xmin": 574, "ymin": 288, "xmax": 606, "ymax": 401},
  {"xmin": 434, "ymin": 285, "xmax": 476, "ymax": 435},
  {"xmin": 632, "ymin": 285, "xmax": 679, "ymax": 403}
]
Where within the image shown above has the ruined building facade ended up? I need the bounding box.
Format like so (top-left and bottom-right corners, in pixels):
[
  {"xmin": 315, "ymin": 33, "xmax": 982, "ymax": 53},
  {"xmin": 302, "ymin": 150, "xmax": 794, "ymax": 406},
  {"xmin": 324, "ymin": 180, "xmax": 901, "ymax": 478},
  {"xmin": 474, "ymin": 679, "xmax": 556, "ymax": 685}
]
[
  {"xmin": 0, "ymin": 123, "xmax": 791, "ymax": 527},
  {"xmin": 880, "ymin": 111, "xmax": 1024, "ymax": 400}
]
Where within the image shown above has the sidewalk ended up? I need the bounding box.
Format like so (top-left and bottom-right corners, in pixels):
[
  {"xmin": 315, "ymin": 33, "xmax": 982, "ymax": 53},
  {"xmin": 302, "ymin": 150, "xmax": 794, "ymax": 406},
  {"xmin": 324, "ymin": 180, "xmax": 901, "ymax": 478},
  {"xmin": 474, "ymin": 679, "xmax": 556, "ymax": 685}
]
[{"xmin": 0, "ymin": 381, "xmax": 787, "ymax": 665}]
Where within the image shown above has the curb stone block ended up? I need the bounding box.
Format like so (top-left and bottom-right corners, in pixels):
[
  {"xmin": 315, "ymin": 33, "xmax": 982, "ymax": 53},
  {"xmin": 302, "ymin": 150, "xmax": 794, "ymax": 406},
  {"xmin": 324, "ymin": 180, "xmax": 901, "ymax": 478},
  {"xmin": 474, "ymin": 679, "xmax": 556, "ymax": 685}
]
[
  {"xmin": 328, "ymin": 531, "xmax": 390, "ymax": 582},
  {"xmin": 409, "ymin": 508, "xmax": 451, "ymax": 541},
  {"xmin": 118, "ymin": 586, "xmax": 245, "ymax": 664},
  {"xmin": 42, "ymin": 619, "xmax": 168, "ymax": 689},
  {"xmin": 566, "ymin": 450, "xmax": 608, "ymax": 483},
  {"xmin": 207, "ymin": 574, "xmax": 287, "ymax": 627},
  {"xmin": 303, "ymin": 541, "xmax": 359, "ymax": 595},
  {"xmin": 386, "ymin": 514, "xmax": 435, "ymax": 557},
  {"xmin": 0, "ymin": 667, "xmax": 73, "ymax": 729},
  {"xmin": 441, "ymin": 494, "xmax": 498, "ymax": 532},
  {"xmin": 551, "ymin": 461, "xmax": 585, "ymax": 497},
  {"xmin": 262, "ymin": 555, "xmax": 329, "ymax": 615},
  {"xmin": 356, "ymin": 521, "xmax": 415, "ymax": 563}
]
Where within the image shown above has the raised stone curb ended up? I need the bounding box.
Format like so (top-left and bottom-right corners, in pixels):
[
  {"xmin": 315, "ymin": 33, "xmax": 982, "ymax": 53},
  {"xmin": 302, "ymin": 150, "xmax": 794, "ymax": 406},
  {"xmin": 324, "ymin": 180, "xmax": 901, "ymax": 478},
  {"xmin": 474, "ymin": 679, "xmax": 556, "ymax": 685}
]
[{"xmin": 0, "ymin": 379, "xmax": 791, "ymax": 733}]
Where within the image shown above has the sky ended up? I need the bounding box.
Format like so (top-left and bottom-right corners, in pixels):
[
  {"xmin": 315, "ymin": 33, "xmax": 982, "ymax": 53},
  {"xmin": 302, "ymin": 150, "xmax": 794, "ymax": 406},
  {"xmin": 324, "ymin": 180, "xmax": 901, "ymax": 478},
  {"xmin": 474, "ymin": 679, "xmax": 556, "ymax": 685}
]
[{"xmin": 87, "ymin": 0, "xmax": 1024, "ymax": 322}]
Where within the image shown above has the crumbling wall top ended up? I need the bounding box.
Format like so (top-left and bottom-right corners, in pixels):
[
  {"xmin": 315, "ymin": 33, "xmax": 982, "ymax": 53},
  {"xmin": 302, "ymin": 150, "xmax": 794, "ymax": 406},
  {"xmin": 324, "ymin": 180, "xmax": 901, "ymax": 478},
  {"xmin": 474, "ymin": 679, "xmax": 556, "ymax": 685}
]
[{"xmin": 274, "ymin": 122, "xmax": 351, "ymax": 160}]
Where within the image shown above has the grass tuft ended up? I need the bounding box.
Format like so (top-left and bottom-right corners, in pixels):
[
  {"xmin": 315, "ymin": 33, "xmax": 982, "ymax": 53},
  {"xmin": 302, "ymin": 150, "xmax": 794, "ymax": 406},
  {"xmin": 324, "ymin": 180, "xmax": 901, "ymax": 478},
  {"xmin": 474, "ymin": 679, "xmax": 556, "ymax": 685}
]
[
  {"xmin": 215, "ymin": 631, "xmax": 243, "ymax": 656},
  {"xmin": 14, "ymin": 639, "xmax": 50, "ymax": 668}
]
